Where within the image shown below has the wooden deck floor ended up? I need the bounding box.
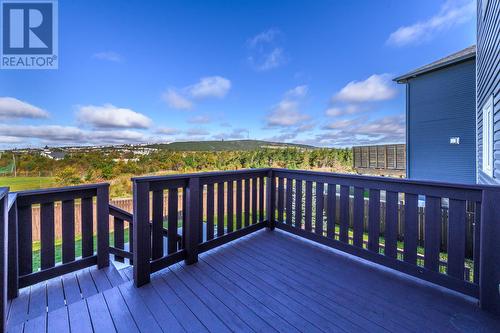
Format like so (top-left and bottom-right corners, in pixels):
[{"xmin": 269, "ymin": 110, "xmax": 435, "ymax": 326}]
[{"xmin": 7, "ymin": 229, "xmax": 500, "ymax": 333}]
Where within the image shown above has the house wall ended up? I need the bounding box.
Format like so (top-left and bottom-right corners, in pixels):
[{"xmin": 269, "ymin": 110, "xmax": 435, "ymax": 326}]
[
  {"xmin": 407, "ymin": 59, "xmax": 476, "ymax": 184},
  {"xmin": 477, "ymin": 0, "xmax": 500, "ymax": 184}
]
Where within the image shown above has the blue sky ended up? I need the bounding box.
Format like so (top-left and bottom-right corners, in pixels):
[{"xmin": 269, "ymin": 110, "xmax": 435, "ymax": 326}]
[{"xmin": 0, "ymin": 0, "xmax": 476, "ymax": 148}]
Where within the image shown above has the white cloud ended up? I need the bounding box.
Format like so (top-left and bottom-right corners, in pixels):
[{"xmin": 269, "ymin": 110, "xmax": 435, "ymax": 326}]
[
  {"xmin": 319, "ymin": 114, "xmax": 405, "ymax": 146},
  {"xmin": 0, "ymin": 97, "xmax": 48, "ymax": 119},
  {"xmin": 162, "ymin": 89, "xmax": 193, "ymax": 110},
  {"xmin": 162, "ymin": 76, "xmax": 231, "ymax": 110},
  {"xmin": 77, "ymin": 104, "xmax": 151, "ymax": 129},
  {"xmin": 187, "ymin": 76, "xmax": 231, "ymax": 99},
  {"xmin": 0, "ymin": 124, "xmax": 148, "ymax": 145},
  {"xmin": 387, "ymin": 0, "xmax": 475, "ymax": 46},
  {"xmin": 212, "ymin": 128, "xmax": 249, "ymax": 140},
  {"xmin": 285, "ymin": 85, "xmax": 308, "ymax": 98},
  {"xmin": 266, "ymin": 86, "xmax": 310, "ymax": 127},
  {"xmin": 92, "ymin": 51, "xmax": 123, "ymax": 62},
  {"xmin": 185, "ymin": 128, "xmax": 209, "ymax": 136},
  {"xmin": 247, "ymin": 29, "xmax": 287, "ymax": 71},
  {"xmin": 0, "ymin": 136, "xmax": 23, "ymax": 144},
  {"xmin": 333, "ymin": 74, "xmax": 397, "ymax": 103},
  {"xmin": 188, "ymin": 115, "xmax": 211, "ymax": 124},
  {"xmin": 325, "ymin": 104, "xmax": 364, "ymax": 117},
  {"xmin": 156, "ymin": 127, "xmax": 180, "ymax": 135}
]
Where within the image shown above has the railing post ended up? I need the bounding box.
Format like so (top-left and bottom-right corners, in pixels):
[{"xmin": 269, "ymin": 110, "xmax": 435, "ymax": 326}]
[
  {"xmin": 479, "ymin": 187, "xmax": 500, "ymax": 315},
  {"xmin": 0, "ymin": 188, "xmax": 8, "ymax": 333},
  {"xmin": 266, "ymin": 169, "xmax": 275, "ymax": 230},
  {"xmin": 133, "ymin": 180, "xmax": 151, "ymax": 287},
  {"xmin": 8, "ymin": 200, "xmax": 18, "ymax": 299},
  {"xmin": 96, "ymin": 184, "xmax": 110, "ymax": 269},
  {"xmin": 184, "ymin": 177, "xmax": 200, "ymax": 265}
]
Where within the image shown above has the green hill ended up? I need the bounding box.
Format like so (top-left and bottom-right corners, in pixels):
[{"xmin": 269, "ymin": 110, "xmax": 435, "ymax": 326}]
[{"xmin": 148, "ymin": 140, "xmax": 316, "ymax": 151}]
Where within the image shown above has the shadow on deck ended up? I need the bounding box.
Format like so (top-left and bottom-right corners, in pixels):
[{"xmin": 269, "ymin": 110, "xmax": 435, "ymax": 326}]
[{"xmin": 7, "ymin": 229, "xmax": 500, "ymax": 333}]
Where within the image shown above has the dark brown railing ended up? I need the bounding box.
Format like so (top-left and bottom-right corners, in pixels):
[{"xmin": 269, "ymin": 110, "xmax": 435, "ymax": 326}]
[
  {"xmin": 1, "ymin": 167, "xmax": 499, "ymax": 332},
  {"xmin": 131, "ymin": 168, "xmax": 270, "ymax": 286}
]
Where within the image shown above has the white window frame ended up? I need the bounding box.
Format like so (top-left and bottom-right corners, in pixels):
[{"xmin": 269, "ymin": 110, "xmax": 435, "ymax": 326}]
[{"xmin": 482, "ymin": 95, "xmax": 494, "ymax": 177}]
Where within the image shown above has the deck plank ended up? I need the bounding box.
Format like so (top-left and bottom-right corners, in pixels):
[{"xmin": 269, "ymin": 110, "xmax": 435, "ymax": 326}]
[
  {"xmin": 61, "ymin": 273, "xmax": 82, "ymax": 305},
  {"xmin": 68, "ymin": 299, "xmax": 93, "ymax": 333},
  {"xmin": 190, "ymin": 260, "xmax": 294, "ymax": 333},
  {"xmin": 47, "ymin": 306, "xmax": 70, "ymax": 333},
  {"xmin": 102, "ymin": 265, "xmax": 125, "ymax": 287},
  {"xmin": 28, "ymin": 283, "xmax": 47, "ymax": 320},
  {"xmin": 178, "ymin": 262, "xmax": 275, "ymax": 332},
  {"xmin": 150, "ymin": 273, "xmax": 209, "ymax": 333},
  {"xmin": 134, "ymin": 283, "xmax": 186, "ymax": 333},
  {"xmin": 47, "ymin": 278, "xmax": 65, "ymax": 311},
  {"xmin": 258, "ymin": 231, "xmax": 500, "ymax": 332},
  {"xmin": 160, "ymin": 268, "xmax": 231, "ymax": 333},
  {"xmin": 7, "ymin": 286, "xmax": 30, "ymax": 328},
  {"xmin": 89, "ymin": 266, "xmax": 113, "ymax": 292},
  {"xmin": 76, "ymin": 268, "xmax": 98, "ymax": 299},
  {"xmin": 202, "ymin": 255, "xmax": 323, "ymax": 333},
  {"xmin": 225, "ymin": 243, "xmax": 388, "ymax": 332},
  {"xmin": 24, "ymin": 313, "xmax": 46, "ymax": 333},
  {"xmin": 86, "ymin": 293, "xmax": 116, "ymax": 333},
  {"xmin": 102, "ymin": 287, "xmax": 139, "ymax": 333},
  {"xmin": 233, "ymin": 239, "xmax": 405, "ymax": 332},
  {"xmin": 208, "ymin": 249, "xmax": 353, "ymax": 332},
  {"xmin": 118, "ymin": 282, "xmax": 162, "ymax": 332},
  {"xmin": 169, "ymin": 264, "xmax": 253, "ymax": 332}
]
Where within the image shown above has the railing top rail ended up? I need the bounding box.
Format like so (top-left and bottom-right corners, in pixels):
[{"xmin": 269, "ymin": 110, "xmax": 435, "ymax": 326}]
[
  {"xmin": 272, "ymin": 168, "xmax": 497, "ymax": 192},
  {"xmin": 14, "ymin": 183, "xmax": 109, "ymax": 197},
  {"xmin": 0, "ymin": 187, "xmax": 7, "ymax": 200},
  {"xmin": 132, "ymin": 168, "xmax": 271, "ymax": 183},
  {"xmin": 14, "ymin": 183, "xmax": 109, "ymax": 206},
  {"xmin": 109, "ymin": 204, "xmax": 133, "ymax": 223},
  {"xmin": 7, "ymin": 193, "xmax": 17, "ymax": 210}
]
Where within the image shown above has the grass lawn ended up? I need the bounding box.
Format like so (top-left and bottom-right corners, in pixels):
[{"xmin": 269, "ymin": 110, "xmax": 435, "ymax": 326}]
[{"xmin": 0, "ymin": 176, "xmax": 57, "ymax": 192}]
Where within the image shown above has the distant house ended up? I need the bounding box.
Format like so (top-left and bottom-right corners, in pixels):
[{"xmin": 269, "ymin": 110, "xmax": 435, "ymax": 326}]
[
  {"xmin": 394, "ymin": 46, "xmax": 476, "ymax": 184},
  {"xmin": 41, "ymin": 150, "xmax": 67, "ymax": 160},
  {"xmin": 477, "ymin": 0, "xmax": 499, "ymax": 185}
]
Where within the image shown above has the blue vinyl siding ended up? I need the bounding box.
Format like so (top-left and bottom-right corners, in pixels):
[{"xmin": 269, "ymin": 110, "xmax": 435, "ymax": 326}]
[
  {"xmin": 477, "ymin": 0, "xmax": 500, "ymax": 185},
  {"xmin": 407, "ymin": 59, "xmax": 476, "ymax": 184}
]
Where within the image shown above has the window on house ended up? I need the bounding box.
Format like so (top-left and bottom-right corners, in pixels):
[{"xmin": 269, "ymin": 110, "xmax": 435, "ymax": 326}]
[{"xmin": 482, "ymin": 96, "xmax": 494, "ymax": 177}]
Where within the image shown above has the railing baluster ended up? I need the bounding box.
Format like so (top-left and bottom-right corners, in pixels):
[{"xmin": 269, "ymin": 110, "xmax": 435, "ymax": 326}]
[
  {"xmin": 152, "ymin": 189, "xmax": 164, "ymax": 260},
  {"xmin": 326, "ymin": 184, "xmax": 336, "ymax": 239},
  {"xmin": 168, "ymin": 188, "xmax": 179, "ymax": 254},
  {"xmin": 17, "ymin": 202, "xmax": 33, "ymax": 277},
  {"xmin": 304, "ymin": 181, "xmax": 313, "ymax": 232},
  {"xmin": 447, "ymin": 199, "xmax": 466, "ymax": 279},
  {"xmin": 217, "ymin": 183, "xmax": 224, "ymax": 237},
  {"xmin": 473, "ymin": 201, "xmax": 481, "ymax": 284},
  {"xmin": 81, "ymin": 197, "xmax": 93, "ymax": 258},
  {"xmin": 252, "ymin": 177, "xmax": 257, "ymax": 225},
  {"xmin": 424, "ymin": 196, "xmax": 441, "ymax": 272},
  {"xmin": 227, "ymin": 181, "xmax": 234, "ymax": 233},
  {"xmin": 0, "ymin": 189, "xmax": 7, "ymax": 333},
  {"xmin": 368, "ymin": 189, "xmax": 381, "ymax": 253},
  {"xmin": 294, "ymin": 180, "xmax": 302, "ymax": 229},
  {"xmin": 207, "ymin": 183, "xmax": 215, "ymax": 240},
  {"xmin": 404, "ymin": 193, "xmax": 418, "ymax": 265},
  {"xmin": 259, "ymin": 177, "xmax": 264, "ymax": 222},
  {"xmin": 62, "ymin": 199, "xmax": 75, "ymax": 264},
  {"xmin": 353, "ymin": 187, "xmax": 364, "ymax": 247},
  {"xmin": 384, "ymin": 191, "xmax": 398, "ymax": 259},
  {"xmin": 7, "ymin": 200, "xmax": 18, "ymax": 299},
  {"xmin": 315, "ymin": 182, "xmax": 324, "ymax": 236},
  {"xmin": 339, "ymin": 185, "xmax": 349, "ymax": 242},
  {"xmin": 114, "ymin": 217, "xmax": 125, "ymax": 262},
  {"xmin": 277, "ymin": 178, "xmax": 284, "ymax": 223},
  {"xmin": 244, "ymin": 179, "xmax": 250, "ymax": 227},
  {"xmin": 236, "ymin": 180, "xmax": 242, "ymax": 230},
  {"xmin": 285, "ymin": 178, "xmax": 293, "ymax": 226},
  {"xmin": 184, "ymin": 177, "xmax": 200, "ymax": 265},
  {"xmin": 266, "ymin": 171, "xmax": 275, "ymax": 230},
  {"xmin": 40, "ymin": 202, "xmax": 55, "ymax": 270}
]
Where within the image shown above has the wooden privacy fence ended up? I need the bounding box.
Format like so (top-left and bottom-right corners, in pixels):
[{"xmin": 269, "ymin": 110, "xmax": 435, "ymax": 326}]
[{"xmin": 353, "ymin": 144, "xmax": 406, "ymax": 176}]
